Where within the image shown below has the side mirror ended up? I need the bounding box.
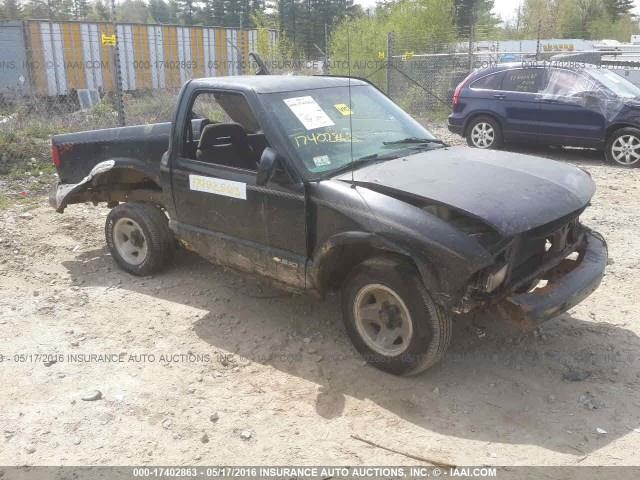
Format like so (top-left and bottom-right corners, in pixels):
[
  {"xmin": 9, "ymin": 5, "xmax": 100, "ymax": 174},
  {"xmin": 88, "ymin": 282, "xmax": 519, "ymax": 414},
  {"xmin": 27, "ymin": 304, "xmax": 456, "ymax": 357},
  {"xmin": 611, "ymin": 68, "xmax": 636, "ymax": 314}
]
[{"xmin": 257, "ymin": 147, "xmax": 280, "ymax": 186}]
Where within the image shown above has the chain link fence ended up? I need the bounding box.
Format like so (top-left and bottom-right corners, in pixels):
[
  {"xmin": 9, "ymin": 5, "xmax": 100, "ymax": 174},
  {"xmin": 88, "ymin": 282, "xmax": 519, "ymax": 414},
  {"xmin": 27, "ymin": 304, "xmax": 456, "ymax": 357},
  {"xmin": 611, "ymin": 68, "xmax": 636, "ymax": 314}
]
[{"xmin": 3, "ymin": 18, "xmax": 640, "ymax": 176}]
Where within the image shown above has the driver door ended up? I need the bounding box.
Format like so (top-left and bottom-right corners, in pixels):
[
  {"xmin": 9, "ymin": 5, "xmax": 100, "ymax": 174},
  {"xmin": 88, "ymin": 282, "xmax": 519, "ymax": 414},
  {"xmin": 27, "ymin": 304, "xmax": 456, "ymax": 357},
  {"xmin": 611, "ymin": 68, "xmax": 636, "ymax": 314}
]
[
  {"xmin": 171, "ymin": 89, "xmax": 273, "ymax": 277},
  {"xmin": 535, "ymin": 68, "xmax": 606, "ymax": 147}
]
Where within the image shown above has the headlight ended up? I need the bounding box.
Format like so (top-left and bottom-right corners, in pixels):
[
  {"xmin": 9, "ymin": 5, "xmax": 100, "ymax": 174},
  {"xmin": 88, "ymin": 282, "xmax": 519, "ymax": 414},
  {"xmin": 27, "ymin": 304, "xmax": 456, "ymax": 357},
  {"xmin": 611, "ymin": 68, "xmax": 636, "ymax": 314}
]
[{"xmin": 483, "ymin": 263, "xmax": 508, "ymax": 292}]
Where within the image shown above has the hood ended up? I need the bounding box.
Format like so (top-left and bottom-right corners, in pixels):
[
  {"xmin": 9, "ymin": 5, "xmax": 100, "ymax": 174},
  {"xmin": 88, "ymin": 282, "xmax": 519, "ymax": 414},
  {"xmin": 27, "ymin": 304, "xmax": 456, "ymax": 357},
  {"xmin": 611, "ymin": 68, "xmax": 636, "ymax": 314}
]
[{"xmin": 336, "ymin": 146, "xmax": 595, "ymax": 237}]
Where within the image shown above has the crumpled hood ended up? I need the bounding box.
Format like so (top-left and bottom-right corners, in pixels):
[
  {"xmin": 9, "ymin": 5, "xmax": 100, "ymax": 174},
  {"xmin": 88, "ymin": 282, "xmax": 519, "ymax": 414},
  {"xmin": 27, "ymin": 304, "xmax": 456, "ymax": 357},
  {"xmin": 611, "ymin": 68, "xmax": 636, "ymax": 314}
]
[{"xmin": 337, "ymin": 146, "xmax": 595, "ymax": 237}]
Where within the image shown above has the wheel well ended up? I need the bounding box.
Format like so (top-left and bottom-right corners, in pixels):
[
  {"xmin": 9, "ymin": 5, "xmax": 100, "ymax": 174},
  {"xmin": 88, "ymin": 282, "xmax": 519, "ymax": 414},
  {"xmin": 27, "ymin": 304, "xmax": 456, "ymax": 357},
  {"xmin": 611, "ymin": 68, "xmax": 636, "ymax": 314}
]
[
  {"xmin": 93, "ymin": 168, "xmax": 162, "ymax": 191},
  {"xmin": 464, "ymin": 113, "xmax": 501, "ymax": 137},
  {"xmin": 316, "ymin": 243, "xmax": 420, "ymax": 296},
  {"xmin": 58, "ymin": 167, "xmax": 164, "ymax": 212},
  {"xmin": 605, "ymin": 123, "xmax": 639, "ymax": 142}
]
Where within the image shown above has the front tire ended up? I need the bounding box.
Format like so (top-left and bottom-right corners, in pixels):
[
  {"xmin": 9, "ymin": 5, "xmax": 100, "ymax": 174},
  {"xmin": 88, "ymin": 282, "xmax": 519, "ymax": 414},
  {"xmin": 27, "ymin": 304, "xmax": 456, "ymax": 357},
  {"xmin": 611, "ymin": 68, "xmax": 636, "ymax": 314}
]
[
  {"xmin": 105, "ymin": 202, "xmax": 174, "ymax": 276},
  {"xmin": 341, "ymin": 256, "xmax": 452, "ymax": 376},
  {"xmin": 605, "ymin": 127, "xmax": 640, "ymax": 167},
  {"xmin": 466, "ymin": 115, "xmax": 503, "ymax": 149}
]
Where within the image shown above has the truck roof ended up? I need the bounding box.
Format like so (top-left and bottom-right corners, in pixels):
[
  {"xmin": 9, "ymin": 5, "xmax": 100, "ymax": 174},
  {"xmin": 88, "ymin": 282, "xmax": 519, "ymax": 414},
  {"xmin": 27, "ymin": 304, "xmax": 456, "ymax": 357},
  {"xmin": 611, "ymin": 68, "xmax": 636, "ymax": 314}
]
[{"xmin": 188, "ymin": 75, "xmax": 369, "ymax": 94}]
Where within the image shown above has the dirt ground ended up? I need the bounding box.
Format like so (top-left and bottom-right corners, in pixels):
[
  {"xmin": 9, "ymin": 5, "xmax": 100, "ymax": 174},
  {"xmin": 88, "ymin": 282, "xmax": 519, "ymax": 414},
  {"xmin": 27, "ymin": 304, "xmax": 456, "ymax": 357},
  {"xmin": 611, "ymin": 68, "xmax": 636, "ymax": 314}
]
[{"xmin": 1, "ymin": 141, "xmax": 640, "ymax": 467}]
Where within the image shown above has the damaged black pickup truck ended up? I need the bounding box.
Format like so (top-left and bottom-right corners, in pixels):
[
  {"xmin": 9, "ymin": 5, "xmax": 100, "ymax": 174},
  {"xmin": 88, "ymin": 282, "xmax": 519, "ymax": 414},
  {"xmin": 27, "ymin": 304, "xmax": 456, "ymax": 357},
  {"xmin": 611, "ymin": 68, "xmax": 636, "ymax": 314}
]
[{"xmin": 50, "ymin": 75, "xmax": 607, "ymax": 375}]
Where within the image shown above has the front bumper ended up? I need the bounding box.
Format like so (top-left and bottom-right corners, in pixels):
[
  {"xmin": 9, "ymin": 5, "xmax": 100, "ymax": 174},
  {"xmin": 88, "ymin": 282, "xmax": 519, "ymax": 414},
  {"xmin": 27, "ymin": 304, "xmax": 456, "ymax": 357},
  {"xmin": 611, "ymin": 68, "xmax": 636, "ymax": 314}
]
[{"xmin": 497, "ymin": 230, "xmax": 607, "ymax": 328}]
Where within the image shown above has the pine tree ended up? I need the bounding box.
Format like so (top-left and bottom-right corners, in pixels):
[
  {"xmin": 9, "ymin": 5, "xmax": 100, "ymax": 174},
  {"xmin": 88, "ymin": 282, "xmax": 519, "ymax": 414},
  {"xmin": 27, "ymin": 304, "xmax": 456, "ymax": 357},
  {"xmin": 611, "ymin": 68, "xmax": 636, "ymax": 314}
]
[
  {"xmin": 223, "ymin": 0, "xmax": 242, "ymax": 27},
  {"xmin": 90, "ymin": 0, "xmax": 111, "ymax": 21},
  {"xmin": 604, "ymin": 0, "xmax": 635, "ymax": 20},
  {"xmin": 273, "ymin": 0, "xmax": 356, "ymax": 56},
  {"xmin": 72, "ymin": 0, "xmax": 89, "ymax": 19},
  {"xmin": 200, "ymin": 0, "xmax": 223, "ymax": 25},
  {"xmin": 454, "ymin": 0, "xmax": 500, "ymax": 36},
  {"xmin": 1, "ymin": 0, "xmax": 22, "ymax": 19},
  {"xmin": 149, "ymin": 0, "xmax": 174, "ymax": 23},
  {"xmin": 175, "ymin": 0, "xmax": 198, "ymax": 24}
]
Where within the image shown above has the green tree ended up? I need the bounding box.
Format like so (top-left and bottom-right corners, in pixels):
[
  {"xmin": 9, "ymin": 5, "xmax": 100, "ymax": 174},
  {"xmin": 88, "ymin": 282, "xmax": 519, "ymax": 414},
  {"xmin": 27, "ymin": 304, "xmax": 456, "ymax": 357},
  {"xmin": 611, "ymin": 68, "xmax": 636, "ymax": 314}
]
[
  {"xmin": 0, "ymin": 0, "xmax": 22, "ymax": 19},
  {"xmin": 520, "ymin": 0, "xmax": 560, "ymax": 38},
  {"xmin": 200, "ymin": 0, "xmax": 226, "ymax": 25},
  {"xmin": 454, "ymin": 0, "xmax": 500, "ymax": 38},
  {"xmin": 88, "ymin": 0, "xmax": 111, "ymax": 21},
  {"xmin": 149, "ymin": 0, "xmax": 177, "ymax": 23},
  {"xmin": 23, "ymin": 0, "xmax": 74, "ymax": 20},
  {"xmin": 330, "ymin": 0, "xmax": 456, "ymax": 84},
  {"xmin": 175, "ymin": 0, "xmax": 198, "ymax": 24},
  {"xmin": 116, "ymin": 0, "xmax": 151, "ymax": 22},
  {"xmin": 72, "ymin": 0, "xmax": 89, "ymax": 19},
  {"xmin": 604, "ymin": 0, "xmax": 635, "ymax": 20},
  {"xmin": 276, "ymin": 0, "xmax": 358, "ymax": 56}
]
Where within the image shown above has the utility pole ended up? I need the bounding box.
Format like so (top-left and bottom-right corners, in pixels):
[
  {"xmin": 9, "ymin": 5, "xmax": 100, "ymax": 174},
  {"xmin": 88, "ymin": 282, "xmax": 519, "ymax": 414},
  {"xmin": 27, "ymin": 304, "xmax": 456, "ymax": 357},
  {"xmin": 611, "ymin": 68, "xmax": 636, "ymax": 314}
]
[
  {"xmin": 324, "ymin": 23, "xmax": 329, "ymax": 74},
  {"xmin": 467, "ymin": 0, "xmax": 477, "ymax": 72},
  {"xmin": 386, "ymin": 31, "xmax": 394, "ymax": 95},
  {"xmin": 535, "ymin": 17, "xmax": 542, "ymax": 61},
  {"xmin": 111, "ymin": 0, "xmax": 125, "ymax": 126}
]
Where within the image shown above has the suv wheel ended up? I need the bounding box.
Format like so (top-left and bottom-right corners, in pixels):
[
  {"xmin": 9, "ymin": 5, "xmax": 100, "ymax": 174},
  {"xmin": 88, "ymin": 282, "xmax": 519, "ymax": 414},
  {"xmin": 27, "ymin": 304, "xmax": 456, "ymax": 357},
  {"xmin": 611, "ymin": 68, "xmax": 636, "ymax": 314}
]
[
  {"xmin": 341, "ymin": 256, "xmax": 452, "ymax": 376},
  {"xmin": 105, "ymin": 202, "xmax": 174, "ymax": 276},
  {"xmin": 466, "ymin": 116, "xmax": 503, "ymax": 149},
  {"xmin": 606, "ymin": 127, "xmax": 640, "ymax": 167}
]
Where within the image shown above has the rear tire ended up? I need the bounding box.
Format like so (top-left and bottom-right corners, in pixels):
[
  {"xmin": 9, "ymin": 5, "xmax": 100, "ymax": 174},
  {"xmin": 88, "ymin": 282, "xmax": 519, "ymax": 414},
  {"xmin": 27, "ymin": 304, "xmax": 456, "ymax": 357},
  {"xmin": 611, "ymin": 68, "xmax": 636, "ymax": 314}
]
[
  {"xmin": 605, "ymin": 127, "xmax": 640, "ymax": 167},
  {"xmin": 105, "ymin": 202, "xmax": 174, "ymax": 276},
  {"xmin": 341, "ymin": 256, "xmax": 452, "ymax": 376},
  {"xmin": 466, "ymin": 115, "xmax": 503, "ymax": 149}
]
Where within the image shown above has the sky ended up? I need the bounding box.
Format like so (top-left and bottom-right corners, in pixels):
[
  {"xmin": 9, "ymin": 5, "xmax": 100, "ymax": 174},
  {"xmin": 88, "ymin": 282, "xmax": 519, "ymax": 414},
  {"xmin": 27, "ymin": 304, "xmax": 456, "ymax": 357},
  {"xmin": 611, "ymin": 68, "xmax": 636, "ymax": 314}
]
[{"xmin": 354, "ymin": 0, "xmax": 640, "ymax": 22}]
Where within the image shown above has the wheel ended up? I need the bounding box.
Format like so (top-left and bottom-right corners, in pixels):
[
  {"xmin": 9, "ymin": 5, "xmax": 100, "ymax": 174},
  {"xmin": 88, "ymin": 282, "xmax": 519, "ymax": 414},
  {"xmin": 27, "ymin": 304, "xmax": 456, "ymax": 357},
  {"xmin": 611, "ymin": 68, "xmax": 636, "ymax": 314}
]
[
  {"xmin": 341, "ymin": 256, "xmax": 452, "ymax": 376},
  {"xmin": 466, "ymin": 115, "xmax": 503, "ymax": 149},
  {"xmin": 105, "ymin": 202, "xmax": 174, "ymax": 276},
  {"xmin": 605, "ymin": 127, "xmax": 640, "ymax": 167}
]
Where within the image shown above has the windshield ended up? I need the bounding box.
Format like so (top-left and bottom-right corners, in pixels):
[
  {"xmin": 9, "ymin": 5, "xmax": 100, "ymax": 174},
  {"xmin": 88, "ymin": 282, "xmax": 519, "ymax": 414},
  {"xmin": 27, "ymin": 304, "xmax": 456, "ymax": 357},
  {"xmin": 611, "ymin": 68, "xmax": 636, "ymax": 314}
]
[
  {"xmin": 588, "ymin": 68, "xmax": 640, "ymax": 98},
  {"xmin": 262, "ymin": 85, "xmax": 439, "ymax": 177}
]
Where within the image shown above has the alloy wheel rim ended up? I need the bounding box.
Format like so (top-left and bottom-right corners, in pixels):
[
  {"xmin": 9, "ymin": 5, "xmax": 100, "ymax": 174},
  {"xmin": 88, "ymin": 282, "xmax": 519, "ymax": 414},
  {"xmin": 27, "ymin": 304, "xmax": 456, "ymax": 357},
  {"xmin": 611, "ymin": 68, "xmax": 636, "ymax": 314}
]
[
  {"xmin": 113, "ymin": 218, "xmax": 148, "ymax": 266},
  {"xmin": 611, "ymin": 134, "xmax": 640, "ymax": 166},
  {"xmin": 471, "ymin": 122, "xmax": 495, "ymax": 148},
  {"xmin": 353, "ymin": 284, "xmax": 413, "ymax": 357}
]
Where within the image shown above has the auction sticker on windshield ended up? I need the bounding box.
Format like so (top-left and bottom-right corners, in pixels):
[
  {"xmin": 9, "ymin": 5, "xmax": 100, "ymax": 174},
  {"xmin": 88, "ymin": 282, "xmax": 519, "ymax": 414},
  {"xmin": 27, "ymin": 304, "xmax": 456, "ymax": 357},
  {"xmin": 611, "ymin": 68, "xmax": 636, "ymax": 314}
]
[
  {"xmin": 313, "ymin": 155, "xmax": 331, "ymax": 167},
  {"xmin": 284, "ymin": 96, "xmax": 335, "ymax": 130},
  {"xmin": 334, "ymin": 103, "xmax": 352, "ymax": 116}
]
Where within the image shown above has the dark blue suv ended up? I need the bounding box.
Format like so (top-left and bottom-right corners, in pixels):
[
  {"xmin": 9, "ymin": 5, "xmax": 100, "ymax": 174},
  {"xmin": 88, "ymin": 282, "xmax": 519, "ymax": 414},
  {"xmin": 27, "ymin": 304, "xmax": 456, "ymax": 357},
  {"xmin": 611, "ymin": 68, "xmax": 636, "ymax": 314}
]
[{"xmin": 448, "ymin": 62, "xmax": 640, "ymax": 167}]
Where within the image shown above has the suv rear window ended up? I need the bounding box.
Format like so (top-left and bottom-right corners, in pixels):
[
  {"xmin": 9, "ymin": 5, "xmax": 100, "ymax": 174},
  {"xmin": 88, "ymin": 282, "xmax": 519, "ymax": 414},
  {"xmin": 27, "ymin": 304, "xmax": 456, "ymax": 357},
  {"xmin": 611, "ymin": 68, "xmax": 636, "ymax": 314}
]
[
  {"xmin": 501, "ymin": 68, "xmax": 545, "ymax": 93},
  {"xmin": 470, "ymin": 72, "xmax": 503, "ymax": 90}
]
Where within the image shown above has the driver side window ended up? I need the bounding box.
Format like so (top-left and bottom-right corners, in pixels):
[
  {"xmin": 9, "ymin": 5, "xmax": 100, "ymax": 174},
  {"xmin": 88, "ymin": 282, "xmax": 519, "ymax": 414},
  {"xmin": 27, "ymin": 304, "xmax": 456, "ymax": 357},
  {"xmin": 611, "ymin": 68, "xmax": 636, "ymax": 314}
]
[
  {"xmin": 541, "ymin": 69, "xmax": 596, "ymax": 97},
  {"xmin": 185, "ymin": 91, "xmax": 269, "ymax": 172}
]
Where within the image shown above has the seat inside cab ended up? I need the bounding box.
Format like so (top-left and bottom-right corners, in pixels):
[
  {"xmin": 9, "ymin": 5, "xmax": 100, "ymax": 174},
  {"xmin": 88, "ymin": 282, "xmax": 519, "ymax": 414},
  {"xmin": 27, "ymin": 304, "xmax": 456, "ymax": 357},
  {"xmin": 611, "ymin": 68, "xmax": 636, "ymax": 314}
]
[{"xmin": 186, "ymin": 91, "xmax": 270, "ymax": 171}]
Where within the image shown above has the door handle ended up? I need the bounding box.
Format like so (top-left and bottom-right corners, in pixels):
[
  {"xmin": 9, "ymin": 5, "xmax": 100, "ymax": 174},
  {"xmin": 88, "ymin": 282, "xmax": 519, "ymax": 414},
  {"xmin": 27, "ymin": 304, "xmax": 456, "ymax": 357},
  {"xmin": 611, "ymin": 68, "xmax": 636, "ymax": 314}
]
[{"xmin": 493, "ymin": 94, "xmax": 505, "ymax": 99}]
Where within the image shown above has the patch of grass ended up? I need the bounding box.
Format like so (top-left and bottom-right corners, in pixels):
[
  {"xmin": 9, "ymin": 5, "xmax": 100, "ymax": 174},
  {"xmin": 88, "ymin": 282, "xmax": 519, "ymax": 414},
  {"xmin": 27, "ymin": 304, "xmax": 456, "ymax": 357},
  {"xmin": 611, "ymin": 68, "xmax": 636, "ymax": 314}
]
[
  {"xmin": 420, "ymin": 108, "xmax": 452, "ymax": 124},
  {"xmin": 0, "ymin": 134, "xmax": 51, "ymax": 175},
  {"xmin": 21, "ymin": 122, "xmax": 62, "ymax": 140},
  {"xmin": 124, "ymin": 91, "xmax": 179, "ymax": 125},
  {"xmin": 0, "ymin": 193, "xmax": 9, "ymax": 210}
]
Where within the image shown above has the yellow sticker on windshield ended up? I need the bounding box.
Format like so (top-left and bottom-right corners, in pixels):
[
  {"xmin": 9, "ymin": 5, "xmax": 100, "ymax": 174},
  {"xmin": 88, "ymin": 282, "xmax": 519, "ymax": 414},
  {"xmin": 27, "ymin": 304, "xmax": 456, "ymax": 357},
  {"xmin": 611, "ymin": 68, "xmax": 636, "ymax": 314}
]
[{"xmin": 334, "ymin": 103, "xmax": 352, "ymax": 116}]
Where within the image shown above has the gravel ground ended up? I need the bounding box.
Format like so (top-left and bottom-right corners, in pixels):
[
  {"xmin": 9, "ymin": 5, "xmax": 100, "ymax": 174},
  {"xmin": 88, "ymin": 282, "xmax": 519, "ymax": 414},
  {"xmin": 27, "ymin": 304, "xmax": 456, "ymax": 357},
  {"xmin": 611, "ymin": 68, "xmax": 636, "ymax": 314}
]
[{"xmin": 1, "ymin": 137, "xmax": 640, "ymax": 467}]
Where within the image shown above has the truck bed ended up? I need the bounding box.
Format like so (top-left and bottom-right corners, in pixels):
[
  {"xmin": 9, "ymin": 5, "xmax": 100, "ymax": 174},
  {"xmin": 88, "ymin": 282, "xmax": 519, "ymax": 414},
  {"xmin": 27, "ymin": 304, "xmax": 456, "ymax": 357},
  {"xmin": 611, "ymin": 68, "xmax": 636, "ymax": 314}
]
[
  {"xmin": 52, "ymin": 119, "xmax": 207, "ymax": 185},
  {"xmin": 52, "ymin": 123, "xmax": 169, "ymax": 185}
]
